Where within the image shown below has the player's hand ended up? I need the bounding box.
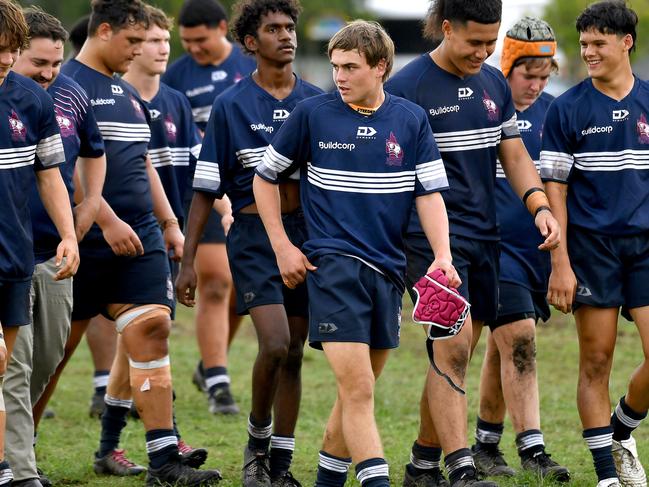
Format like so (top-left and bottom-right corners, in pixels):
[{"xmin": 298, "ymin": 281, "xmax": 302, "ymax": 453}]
[
  {"xmin": 427, "ymin": 257, "xmax": 461, "ymax": 288},
  {"xmin": 54, "ymin": 236, "xmax": 80, "ymax": 280},
  {"xmin": 175, "ymin": 264, "xmax": 197, "ymax": 307},
  {"xmin": 0, "ymin": 332, "xmax": 7, "ymax": 375},
  {"xmin": 102, "ymin": 218, "xmax": 144, "ymax": 257},
  {"xmin": 221, "ymin": 212, "xmax": 234, "ymax": 236},
  {"xmin": 73, "ymin": 197, "xmax": 101, "ymax": 243},
  {"xmin": 547, "ymin": 260, "xmax": 577, "ymax": 314},
  {"xmin": 164, "ymin": 225, "xmax": 184, "ymax": 262},
  {"xmin": 535, "ymin": 210, "xmax": 561, "ymax": 251},
  {"xmin": 276, "ymin": 243, "xmax": 316, "ymax": 289}
]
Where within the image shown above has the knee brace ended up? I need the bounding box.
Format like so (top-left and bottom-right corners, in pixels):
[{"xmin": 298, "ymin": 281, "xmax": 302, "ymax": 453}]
[
  {"xmin": 129, "ymin": 355, "xmax": 172, "ymax": 393},
  {"xmin": 114, "ymin": 304, "xmax": 170, "ymax": 334}
]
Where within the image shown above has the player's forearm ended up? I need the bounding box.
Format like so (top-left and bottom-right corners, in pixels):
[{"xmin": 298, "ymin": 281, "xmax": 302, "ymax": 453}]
[
  {"xmin": 181, "ymin": 191, "xmax": 216, "ymax": 266},
  {"xmin": 253, "ymin": 175, "xmax": 291, "ymax": 252},
  {"xmin": 77, "ymin": 155, "xmax": 106, "ymax": 206},
  {"xmin": 212, "ymin": 194, "xmax": 232, "ymax": 217},
  {"xmin": 546, "ymin": 182, "xmax": 570, "ymax": 264},
  {"xmin": 416, "ymin": 192, "xmax": 452, "ymax": 262},
  {"xmin": 500, "ymin": 138, "xmax": 544, "ymax": 198},
  {"xmin": 95, "ymin": 198, "xmax": 121, "ymax": 229},
  {"xmin": 35, "ymin": 169, "xmax": 76, "ymax": 241},
  {"xmin": 145, "ymin": 157, "xmax": 176, "ymax": 223}
]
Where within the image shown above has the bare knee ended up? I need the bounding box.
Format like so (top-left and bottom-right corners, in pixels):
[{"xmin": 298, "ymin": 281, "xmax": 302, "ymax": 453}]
[
  {"xmin": 339, "ymin": 376, "xmax": 374, "ymax": 405},
  {"xmin": 284, "ymin": 341, "xmax": 304, "ymax": 372},
  {"xmin": 258, "ymin": 337, "xmax": 289, "ymax": 367},
  {"xmin": 448, "ymin": 347, "xmax": 470, "ymax": 380},
  {"xmin": 581, "ymin": 349, "xmax": 613, "ymax": 382},
  {"xmin": 511, "ymin": 334, "xmax": 536, "ymax": 376},
  {"xmin": 198, "ymin": 276, "xmax": 230, "ymax": 302}
]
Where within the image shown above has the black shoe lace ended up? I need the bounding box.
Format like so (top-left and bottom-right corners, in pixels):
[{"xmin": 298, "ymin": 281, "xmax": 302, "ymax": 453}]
[{"xmin": 532, "ymin": 451, "xmax": 558, "ymax": 468}]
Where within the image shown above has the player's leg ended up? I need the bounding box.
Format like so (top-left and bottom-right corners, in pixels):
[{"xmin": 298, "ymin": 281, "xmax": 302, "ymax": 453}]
[
  {"xmin": 32, "ymin": 319, "xmax": 89, "ymax": 429},
  {"xmin": 269, "ymin": 315, "xmax": 308, "ymax": 482},
  {"xmin": 492, "ymin": 316, "xmax": 569, "ymax": 481},
  {"xmin": 228, "ymin": 291, "xmax": 243, "ymax": 346},
  {"xmin": 86, "ymin": 316, "xmax": 117, "ymax": 418},
  {"xmin": 576, "ymin": 306, "xmax": 619, "ymax": 485},
  {"xmin": 609, "ymin": 305, "xmax": 649, "ymax": 486},
  {"xmin": 0, "ymin": 279, "xmax": 34, "ymax": 486},
  {"xmin": 323, "ymin": 343, "xmax": 390, "ymax": 487},
  {"xmin": 194, "ymin": 240, "xmax": 238, "ymax": 413},
  {"xmin": 93, "ymin": 334, "xmax": 145, "ymax": 477},
  {"xmin": 473, "ymin": 330, "xmax": 513, "ymax": 478}
]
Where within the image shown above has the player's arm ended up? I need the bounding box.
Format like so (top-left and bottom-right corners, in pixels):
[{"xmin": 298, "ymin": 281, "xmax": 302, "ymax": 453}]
[
  {"xmin": 253, "ymin": 174, "xmax": 315, "ymax": 289},
  {"xmin": 545, "ymin": 181, "xmax": 576, "ymax": 313},
  {"xmin": 73, "ymin": 154, "xmax": 106, "ymax": 242},
  {"xmin": 415, "ymin": 193, "xmax": 460, "ymax": 288},
  {"xmin": 35, "ymin": 167, "xmax": 79, "ymax": 280},
  {"xmin": 499, "ymin": 137, "xmax": 560, "ymax": 251},
  {"xmin": 145, "ymin": 155, "xmax": 184, "ymax": 261},
  {"xmin": 539, "ymin": 102, "xmax": 577, "ymax": 313}
]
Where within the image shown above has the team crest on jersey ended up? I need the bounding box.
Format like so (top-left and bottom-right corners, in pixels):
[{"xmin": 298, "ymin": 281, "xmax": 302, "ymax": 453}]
[
  {"xmin": 8, "ymin": 110, "xmax": 26, "ymax": 141},
  {"xmin": 55, "ymin": 108, "xmax": 75, "ymax": 138},
  {"xmin": 385, "ymin": 131, "xmax": 404, "ymax": 166},
  {"xmin": 165, "ymin": 114, "xmax": 177, "ymax": 142},
  {"xmin": 130, "ymin": 96, "xmax": 147, "ymax": 120},
  {"xmin": 637, "ymin": 114, "xmax": 649, "ymax": 144},
  {"xmin": 482, "ymin": 90, "xmax": 499, "ymax": 121}
]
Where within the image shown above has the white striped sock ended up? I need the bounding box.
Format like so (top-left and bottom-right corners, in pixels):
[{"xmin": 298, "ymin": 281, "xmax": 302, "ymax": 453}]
[
  {"xmin": 357, "ymin": 463, "xmax": 389, "ymax": 484},
  {"xmin": 584, "ymin": 432, "xmax": 613, "ymax": 450},
  {"xmin": 270, "ymin": 435, "xmax": 295, "ymax": 451},
  {"xmin": 319, "ymin": 451, "xmax": 351, "ymax": 473},
  {"xmin": 104, "ymin": 395, "xmax": 133, "ymax": 409},
  {"xmin": 146, "ymin": 435, "xmax": 178, "ymax": 454}
]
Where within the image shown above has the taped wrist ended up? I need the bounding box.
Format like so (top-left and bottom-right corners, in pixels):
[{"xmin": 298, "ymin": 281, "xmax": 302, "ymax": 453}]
[{"xmin": 523, "ymin": 187, "xmax": 551, "ymax": 216}]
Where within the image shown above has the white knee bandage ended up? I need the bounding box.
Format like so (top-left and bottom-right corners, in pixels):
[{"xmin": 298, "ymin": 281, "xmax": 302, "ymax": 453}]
[
  {"xmin": 114, "ymin": 305, "xmax": 170, "ymax": 333},
  {"xmin": 129, "ymin": 355, "xmax": 171, "ymax": 393}
]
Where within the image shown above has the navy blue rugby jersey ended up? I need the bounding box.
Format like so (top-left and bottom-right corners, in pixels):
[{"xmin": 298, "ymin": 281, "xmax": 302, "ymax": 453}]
[
  {"xmin": 30, "ymin": 73, "xmax": 105, "ymax": 264},
  {"xmin": 0, "ymin": 71, "xmax": 65, "ymax": 280},
  {"xmin": 541, "ymin": 77, "xmax": 649, "ymax": 235},
  {"xmin": 146, "ymin": 82, "xmax": 201, "ymax": 227},
  {"xmin": 62, "ymin": 60, "xmax": 154, "ymax": 241},
  {"xmin": 496, "ymin": 92, "xmax": 553, "ymax": 292},
  {"xmin": 162, "ymin": 46, "xmax": 256, "ymax": 131},
  {"xmin": 385, "ymin": 54, "xmax": 520, "ymax": 241},
  {"xmin": 193, "ymin": 75, "xmax": 322, "ymax": 213},
  {"xmin": 256, "ymin": 91, "xmax": 448, "ymax": 290}
]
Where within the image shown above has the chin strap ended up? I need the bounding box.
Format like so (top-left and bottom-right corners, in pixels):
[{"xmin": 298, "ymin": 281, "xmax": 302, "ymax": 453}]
[{"xmin": 426, "ymin": 337, "xmax": 466, "ymax": 395}]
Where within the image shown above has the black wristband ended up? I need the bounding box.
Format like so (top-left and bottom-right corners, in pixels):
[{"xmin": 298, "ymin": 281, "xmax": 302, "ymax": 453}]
[
  {"xmin": 535, "ymin": 205, "xmax": 551, "ymax": 217},
  {"xmin": 522, "ymin": 187, "xmax": 545, "ymax": 204}
]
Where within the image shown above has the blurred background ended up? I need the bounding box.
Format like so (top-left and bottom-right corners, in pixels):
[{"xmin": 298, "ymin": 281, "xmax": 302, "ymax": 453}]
[{"xmin": 20, "ymin": 0, "xmax": 649, "ymax": 94}]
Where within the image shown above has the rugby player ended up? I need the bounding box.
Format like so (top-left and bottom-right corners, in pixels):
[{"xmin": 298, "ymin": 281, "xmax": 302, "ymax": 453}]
[
  {"xmin": 35, "ymin": 1, "xmax": 221, "ymax": 484},
  {"xmin": 253, "ymin": 19, "xmax": 457, "ymax": 487},
  {"xmin": 385, "ymin": 1, "xmax": 560, "ymax": 485},
  {"xmin": 541, "ymin": 2, "xmax": 649, "ymax": 486},
  {"xmin": 163, "ymin": 0, "xmax": 256, "ymax": 415},
  {"xmin": 0, "ymin": 1, "xmax": 78, "ymax": 485},
  {"xmin": 469, "ymin": 16, "xmax": 569, "ymax": 482},
  {"xmin": 176, "ymin": 0, "xmax": 321, "ymax": 484},
  {"xmin": 7, "ymin": 8, "xmax": 106, "ymax": 486}
]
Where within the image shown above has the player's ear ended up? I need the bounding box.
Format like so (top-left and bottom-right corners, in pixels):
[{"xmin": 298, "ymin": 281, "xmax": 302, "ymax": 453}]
[
  {"xmin": 244, "ymin": 34, "xmax": 258, "ymax": 54},
  {"xmin": 375, "ymin": 58, "xmax": 387, "ymax": 80},
  {"xmin": 622, "ymin": 33, "xmax": 634, "ymax": 53},
  {"xmin": 96, "ymin": 22, "xmax": 113, "ymax": 42},
  {"xmin": 441, "ymin": 19, "xmax": 453, "ymax": 40}
]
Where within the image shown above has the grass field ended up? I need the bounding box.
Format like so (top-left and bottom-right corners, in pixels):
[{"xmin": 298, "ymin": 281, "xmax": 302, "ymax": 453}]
[{"xmin": 36, "ymin": 304, "xmax": 647, "ymax": 486}]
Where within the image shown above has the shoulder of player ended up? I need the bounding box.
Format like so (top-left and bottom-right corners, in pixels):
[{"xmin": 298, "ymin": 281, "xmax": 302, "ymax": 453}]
[
  {"xmin": 7, "ymin": 72, "xmax": 48, "ymax": 111},
  {"xmin": 296, "ymin": 77, "xmax": 325, "ymax": 96},
  {"xmin": 386, "ymin": 54, "xmax": 432, "ymax": 92},
  {"xmin": 551, "ymin": 80, "xmax": 590, "ymax": 112},
  {"xmin": 480, "ymin": 63, "xmax": 510, "ymax": 90},
  {"xmin": 50, "ymin": 73, "xmax": 90, "ymax": 102},
  {"xmin": 164, "ymin": 54, "xmax": 193, "ymax": 76},
  {"xmin": 386, "ymin": 93, "xmax": 428, "ymax": 125},
  {"xmin": 158, "ymin": 82, "xmax": 189, "ymax": 106}
]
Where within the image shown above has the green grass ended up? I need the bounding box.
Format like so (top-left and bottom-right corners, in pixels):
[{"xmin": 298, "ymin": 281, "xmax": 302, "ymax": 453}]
[{"xmin": 37, "ymin": 305, "xmax": 647, "ymax": 486}]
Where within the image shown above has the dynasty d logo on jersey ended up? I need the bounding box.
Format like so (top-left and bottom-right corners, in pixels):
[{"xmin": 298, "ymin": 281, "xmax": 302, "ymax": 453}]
[
  {"xmin": 357, "ymin": 126, "xmax": 377, "ymax": 139},
  {"xmin": 211, "ymin": 70, "xmax": 227, "ymax": 82},
  {"xmin": 149, "ymin": 109, "xmax": 161, "ymax": 121},
  {"xmin": 111, "ymin": 84, "xmax": 124, "ymax": 96},
  {"xmin": 613, "ymin": 109, "xmax": 629, "ymax": 121},
  {"xmin": 385, "ymin": 131, "xmax": 404, "ymax": 166},
  {"xmin": 517, "ymin": 119, "xmax": 532, "ymax": 131},
  {"xmin": 458, "ymin": 87, "xmax": 474, "ymax": 99},
  {"xmin": 8, "ymin": 110, "xmax": 26, "ymax": 141},
  {"xmin": 273, "ymin": 109, "xmax": 290, "ymax": 121}
]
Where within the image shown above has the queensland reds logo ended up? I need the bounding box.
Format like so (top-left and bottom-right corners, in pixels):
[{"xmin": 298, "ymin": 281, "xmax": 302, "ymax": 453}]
[
  {"xmin": 8, "ymin": 110, "xmax": 26, "ymax": 141},
  {"xmin": 385, "ymin": 131, "xmax": 404, "ymax": 166},
  {"xmin": 55, "ymin": 108, "xmax": 75, "ymax": 138},
  {"xmin": 482, "ymin": 90, "xmax": 499, "ymax": 122},
  {"xmin": 130, "ymin": 96, "xmax": 147, "ymax": 120},
  {"xmin": 165, "ymin": 114, "xmax": 177, "ymax": 143},
  {"xmin": 637, "ymin": 114, "xmax": 649, "ymax": 144}
]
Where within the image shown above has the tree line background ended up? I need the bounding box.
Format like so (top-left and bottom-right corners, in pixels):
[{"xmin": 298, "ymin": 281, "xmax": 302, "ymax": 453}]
[{"xmin": 16, "ymin": 0, "xmax": 649, "ymax": 82}]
